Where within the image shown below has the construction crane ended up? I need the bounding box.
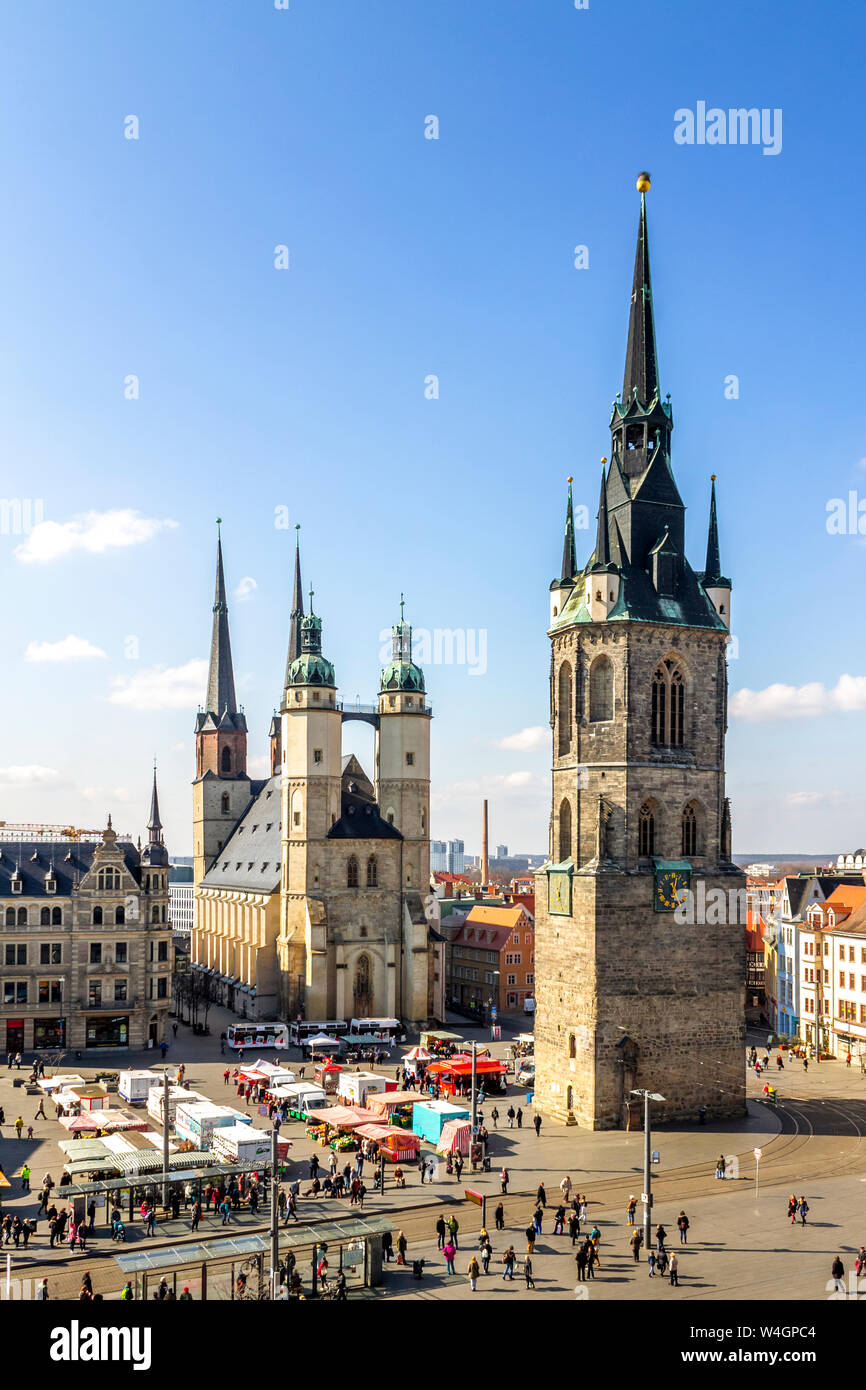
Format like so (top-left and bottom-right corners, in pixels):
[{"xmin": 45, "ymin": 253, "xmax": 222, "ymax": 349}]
[{"xmin": 0, "ymin": 822, "xmax": 131, "ymax": 843}]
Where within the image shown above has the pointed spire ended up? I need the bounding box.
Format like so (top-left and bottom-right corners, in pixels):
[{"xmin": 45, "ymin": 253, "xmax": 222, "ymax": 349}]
[
  {"xmin": 148, "ymin": 761, "xmax": 163, "ymax": 845},
  {"xmin": 704, "ymin": 475, "xmax": 722, "ymax": 583},
  {"xmin": 560, "ymin": 477, "xmax": 577, "ymax": 582},
  {"xmin": 591, "ymin": 460, "xmax": 611, "ymax": 568},
  {"xmin": 284, "ymin": 524, "xmax": 305, "ymax": 688},
  {"xmin": 623, "ymin": 174, "xmax": 660, "ymax": 405},
  {"xmin": 206, "ymin": 520, "xmax": 239, "ymax": 716}
]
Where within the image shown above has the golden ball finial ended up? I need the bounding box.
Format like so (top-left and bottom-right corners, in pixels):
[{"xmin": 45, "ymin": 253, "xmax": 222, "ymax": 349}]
[
  {"xmin": 710, "ymin": 473, "xmax": 717, "ymax": 482},
  {"xmin": 636, "ymin": 172, "xmax": 651, "ymax": 193},
  {"xmin": 601, "ymin": 457, "xmax": 607, "ymax": 465},
  {"xmin": 567, "ymin": 475, "xmax": 573, "ymax": 484}
]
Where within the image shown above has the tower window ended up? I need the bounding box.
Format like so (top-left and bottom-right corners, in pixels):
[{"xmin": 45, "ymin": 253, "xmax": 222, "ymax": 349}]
[
  {"xmin": 557, "ymin": 661, "xmax": 573, "ymax": 755},
  {"xmin": 221, "ymin": 793, "xmax": 231, "ymax": 815},
  {"xmin": 221, "ymin": 747, "xmax": 232, "ymax": 774},
  {"xmin": 558, "ymin": 798, "xmax": 572, "ymax": 862},
  {"xmin": 347, "ymin": 856, "xmax": 359, "ymax": 888},
  {"xmin": 313, "ymin": 749, "xmax": 323, "ymax": 764},
  {"xmin": 293, "ymin": 811, "xmax": 301, "ymax": 826},
  {"xmin": 638, "ymin": 801, "xmax": 655, "ymax": 857},
  {"xmin": 366, "ymin": 855, "xmax": 378, "ymax": 888},
  {"xmin": 406, "ymin": 752, "xmax": 415, "ymax": 766},
  {"xmin": 651, "ymin": 660, "xmax": 685, "ymax": 746},
  {"xmin": 682, "ymin": 802, "xmax": 699, "ymax": 856},
  {"xmin": 589, "ymin": 655, "xmax": 613, "ymax": 723}
]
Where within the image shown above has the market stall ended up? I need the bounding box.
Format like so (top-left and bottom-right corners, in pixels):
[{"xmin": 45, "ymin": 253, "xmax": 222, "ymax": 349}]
[
  {"xmin": 304, "ymin": 1105, "xmax": 386, "ymax": 1151},
  {"xmin": 301, "ymin": 1033, "xmax": 343, "ymax": 1059},
  {"xmin": 411, "ymin": 1099, "xmax": 470, "ymax": 1145},
  {"xmin": 64, "ymin": 1085, "xmax": 111, "ymax": 1112},
  {"xmin": 337, "ymin": 1071, "xmax": 393, "ymax": 1107},
  {"xmin": 39, "ymin": 1073, "xmax": 86, "ymax": 1095},
  {"xmin": 97, "ymin": 1110, "xmax": 151, "ymax": 1133},
  {"xmin": 425, "ymin": 1056, "xmax": 508, "ymax": 1096},
  {"xmin": 365, "ymin": 1091, "xmax": 429, "ymax": 1128},
  {"xmin": 270, "ymin": 1082, "xmax": 327, "ymax": 1119},
  {"xmin": 353, "ymin": 1124, "xmax": 421, "ymax": 1162},
  {"xmin": 436, "ymin": 1118, "xmax": 470, "ymax": 1156},
  {"xmin": 419, "ymin": 1029, "xmax": 463, "ymax": 1054},
  {"xmin": 314, "ymin": 1060, "xmax": 343, "ymax": 1094},
  {"xmin": 58, "ymin": 1113, "xmax": 101, "ymax": 1134}
]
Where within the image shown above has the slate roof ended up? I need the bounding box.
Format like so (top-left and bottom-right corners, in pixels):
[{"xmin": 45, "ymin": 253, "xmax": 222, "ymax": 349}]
[
  {"xmin": 0, "ymin": 842, "xmax": 141, "ymax": 898},
  {"xmin": 201, "ymin": 779, "xmax": 283, "ymax": 893}
]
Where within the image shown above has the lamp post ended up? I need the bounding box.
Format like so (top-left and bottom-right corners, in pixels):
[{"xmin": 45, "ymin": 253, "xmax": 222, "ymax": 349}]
[
  {"xmin": 630, "ymin": 1088, "xmax": 665, "ymax": 1251},
  {"xmin": 269, "ymin": 1121, "xmax": 280, "ymax": 1298},
  {"xmin": 754, "ymin": 1146, "xmax": 762, "ymax": 1199},
  {"xmin": 161, "ymin": 1069, "xmax": 170, "ymax": 1208}
]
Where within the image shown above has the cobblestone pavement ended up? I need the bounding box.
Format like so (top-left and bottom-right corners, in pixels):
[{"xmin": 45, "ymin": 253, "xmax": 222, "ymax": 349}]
[{"xmin": 1, "ymin": 1014, "xmax": 863, "ymax": 1301}]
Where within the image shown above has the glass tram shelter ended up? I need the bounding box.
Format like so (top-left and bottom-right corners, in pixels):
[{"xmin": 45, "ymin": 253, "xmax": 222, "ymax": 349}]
[{"xmin": 113, "ymin": 1214, "xmax": 391, "ymax": 1299}]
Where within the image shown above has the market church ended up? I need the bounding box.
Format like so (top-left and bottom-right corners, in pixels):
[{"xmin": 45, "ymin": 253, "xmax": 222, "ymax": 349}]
[{"xmin": 191, "ymin": 529, "xmax": 439, "ymax": 1025}]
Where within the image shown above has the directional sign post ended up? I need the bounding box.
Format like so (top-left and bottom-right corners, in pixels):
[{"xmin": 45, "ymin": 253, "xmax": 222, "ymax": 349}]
[{"xmin": 464, "ymin": 1187, "xmax": 486, "ymax": 1229}]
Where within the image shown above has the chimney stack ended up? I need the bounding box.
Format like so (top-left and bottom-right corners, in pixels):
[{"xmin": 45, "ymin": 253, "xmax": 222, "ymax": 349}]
[{"xmin": 482, "ymin": 798, "xmax": 489, "ymax": 889}]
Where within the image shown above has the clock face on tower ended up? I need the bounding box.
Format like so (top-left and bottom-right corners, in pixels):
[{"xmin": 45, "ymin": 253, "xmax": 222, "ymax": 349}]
[
  {"xmin": 548, "ymin": 870, "xmax": 572, "ymax": 915},
  {"xmin": 654, "ymin": 868, "xmax": 691, "ymax": 913}
]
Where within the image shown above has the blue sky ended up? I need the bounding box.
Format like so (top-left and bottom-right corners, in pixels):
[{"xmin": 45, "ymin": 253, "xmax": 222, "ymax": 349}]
[{"xmin": 0, "ymin": 0, "xmax": 864, "ymax": 857}]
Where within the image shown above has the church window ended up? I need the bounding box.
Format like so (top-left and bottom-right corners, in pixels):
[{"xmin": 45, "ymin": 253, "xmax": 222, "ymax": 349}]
[
  {"xmin": 406, "ymin": 752, "xmax": 415, "ymax": 766},
  {"xmin": 92, "ymin": 906, "xmax": 103, "ymax": 925},
  {"xmin": 638, "ymin": 802, "xmax": 655, "ymax": 857},
  {"xmin": 347, "ymin": 856, "xmax": 359, "ymax": 888},
  {"xmin": 221, "ymin": 794, "xmax": 230, "ymax": 815},
  {"xmin": 651, "ymin": 660, "xmax": 685, "ymax": 746},
  {"xmin": 681, "ymin": 802, "xmax": 698, "ymax": 856},
  {"xmin": 568, "ymin": 1033, "xmax": 576, "ymax": 1058},
  {"xmin": 557, "ymin": 661, "xmax": 573, "ymax": 755},
  {"xmin": 353, "ymin": 953, "xmax": 372, "ymax": 1014},
  {"xmin": 293, "ymin": 812, "xmax": 301, "ymax": 827},
  {"xmin": 558, "ymin": 798, "xmax": 572, "ymax": 862},
  {"xmin": 366, "ymin": 856, "xmax": 378, "ymax": 887},
  {"xmin": 221, "ymin": 747, "xmax": 232, "ymax": 774},
  {"xmin": 360, "ymin": 925, "xmax": 367, "ymax": 937},
  {"xmin": 313, "ymin": 749, "xmax": 323, "ymax": 764},
  {"xmin": 115, "ymin": 905, "xmax": 125, "ymax": 925},
  {"xmin": 589, "ymin": 655, "xmax": 613, "ymax": 722},
  {"xmin": 595, "ymin": 590, "xmax": 602, "ymax": 602}
]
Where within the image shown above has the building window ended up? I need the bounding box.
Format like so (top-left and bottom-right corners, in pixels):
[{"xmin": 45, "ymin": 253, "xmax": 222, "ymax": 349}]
[
  {"xmin": 115, "ymin": 906, "xmax": 125, "ymax": 925},
  {"xmin": 152, "ymin": 905, "xmax": 159, "ymax": 923},
  {"xmin": 557, "ymin": 661, "xmax": 573, "ymax": 753},
  {"xmin": 651, "ymin": 660, "xmax": 685, "ymax": 746},
  {"xmin": 46, "ymin": 878, "xmax": 56, "ymax": 894},
  {"xmin": 406, "ymin": 752, "xmax": 415, "ymax": 766},
  {"xmin": 638, "ymin": 801, "xmax": 655, "ymax": 857},
  {"xmin": 90, "ymin": 943, "xmax": 102, "ymax": 965},
  {"xmin": 558, "ymin": 798, "xmax": 572, "ymax": 862},
  {"xmin": 682, "ymin": 803, "xmax": 698, "ymax": 857},
  {"xmin": 38, "ymin": 981, "xmax": 62, "ymax": 1004},
  {"xmin": 221, "ymin": 793, "xmax": 231, "ymax": 816},
  {"xmin": 507, "ymin": 974, "xmax": 516, "ymax": 986},
  {"xmin": 11, "ymin": 878, "xmax": 22, "ymax": 895},
  {"xmin": 89, "ymin": 981, "xmax": 102, "ymax": 1007},
  {"xmin": 4, "ymin": 909, "xmax": 12, "ymax": 927},
  {"xmin": 3, "ymin": 981, "xmax": 26, "ymax": 1005},
  {"xmin": 158, "ymin": 941, "xmax": 169, "ymax": 962},
  {"xmin": 589, "ymin": 655, "xmax": 614, "ymax": 722},
  {"xmin": 347, "ymin": 856, "xmax": 359, "ymax": 888},
  {"xmin": 16, "ymin": 907, "xmax": 26, "ymax": 925},
  {"xmin": 157, "ymin": 978, "xmax": 167, "ymax": 999},
  {"xmin": 40, "ymin": 907, "xmax": 50, "ymax": 926},
  {"xmin": 97, "ymin": 868, "xmax": 121, "ymax": 892},
  {"xmin": 5, "ymin": 944, "xmax": 26, "ymax": 966},
  {"xmin": 114, "ymin": 980, "xmax": 128, "ymax": 1002},
  {"xmin": 366, "ymin": 856, "xmax": 378, "ymax": 888},
  {"xmin": 39, "ymin": 943, "xmax": 61, "ymax": 965},
  {"xmin": 313, "ymin": 749, "xmax": 323, "ymax": 764},
  {"xmin": 221, "ymin": 747, "xmax": 232, "ymax": 773},
  {"xmin": 293, "ymin": 811, "xmax": 301, "ymax": 827},
  {"xmin": 116, "ymin": 942, "xmax": 127, "ymax": 964},
  {"xmin": 52, "ymin": 906, "xmax": 62, "ymax": 925}
]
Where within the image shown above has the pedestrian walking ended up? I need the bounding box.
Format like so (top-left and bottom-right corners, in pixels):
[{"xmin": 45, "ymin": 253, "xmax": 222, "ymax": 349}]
[
  {"xmin": 500, "ymin": 1167, "xmax": 509, "ymax": 1195},
  {"xmin": 569, "ymin": 1211, "xmax": 581, "ymax": 1244},
  {"xmin": 396, "ymin": 1231, "xmax": 407, "ymax": 1265},
  {"xmin": 14, "ymin": 1116, "xmax": 23, "ymax": 1140},
  {"xmin": 523, "ymin": 1256, "xmax": 536, "ymax": 1289},
  {"xmin": 831, "ymin": 1255, "xmax": 845, "ymax": 1293},
  {"xmin": 575, "ymin": 1245, "xmax": 588, "ymax": 1281},
  {"xmin": 715, "ymin": 1154, "xmax": 726, "ymax": 1179},
  {"xmin": 516, "ymin": 1108, "xmax": 523, "ymax": 1129},
  {"xmin": 787, "ymin": 1193, "xmax": 798, "ymax": 1224},
  {"xmin": 447, "ymin": 1215, "xmax": 459, "ymax": 1249},
  {"xmin": 34, "ymin": 1099, "xmax": 46, "ymax": 1121},
  {"xmin": 669, "ymin": 1252, "xmax": 679, "ymax": 1287},
  {"xmin": 648, "ymin": 1250, "xmax": 656, "ymax": 1278},
  {"xmin": 798, "ymin": 1196, "xmax": 809, "ymax": 1226},
  {"xmin": 630, "ymin": 1229, "xmax": 643, "ymax": 1263},
  {"xmin": 533, "ymin": 1113, "xmax": 542, "ymax": 1137},
  {"xmin": 626, "ymin": 1195, "xmax": 637, "ymax": 1226},
  {"xmin": 501, "ymin": 1246, "xmax": 516, "ymax": 1280},
  {"xmin": 467, "ymin": 1254, "xmax": 480, "ymax": 1290},
  {"xmin": 20, "ymin": 1163, "xmax": 30, "ymax": 1192},
  {"xmin": 677, "ymin": 1211, "xmax": 689, "ymax": 1244},
  {"xmin": 525, "ymin": 1222, "xmax": 536, "ymax": 1254},
  {"xmin": 480, "ymin": 1236, "xmax": 492, "ymax": 1274},
  {"xmin": 507, "ymin": 1106, "xmax": 515, "ymax": 1128},
  {"xmin": 491, "ymin": 1106, "xmax": 499, "ymax": 1129},
  {"xmin": 494, "ymin": 1201, "xmax": 505, "ymax": 1231},
  {"xmin": 553, "ymin": 1205, "xmax": 565, "ymax": 1236},
  {"xmin": 536, "ymin": 1182, "xmax": 546, "ymax": 1208},
  {"xmin": 436, "ymin": 1216, "xmax": 446, "ymax": 1249}
]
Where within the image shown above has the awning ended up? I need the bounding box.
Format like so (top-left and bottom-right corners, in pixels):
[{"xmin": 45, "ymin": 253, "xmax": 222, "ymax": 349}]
[
  {"xmin": 98, "ymin": 1110, "xmax": 150, "ymax": 1133},
  {"xmin": 58, "ymin": 1114, "xmax": 100, "ymax": 1133},
  {"xmin": 353, "ymin": 1124, "xmax": 395, "ymax": 1142},
  {"xmin": 402, "ymin": 1047, "xmax": 431, "ymax": 1062},
  {"xmin": 304, "ymin": 1106, "xmax": 383, "ymax": 1129},
  {"xmin": 437, "ymin": 1119, "xmax": 470, "ymax": 1155},
  {"xmin": 366, "ymin": 1091, "xmax": 427, "ymax": 1112}
]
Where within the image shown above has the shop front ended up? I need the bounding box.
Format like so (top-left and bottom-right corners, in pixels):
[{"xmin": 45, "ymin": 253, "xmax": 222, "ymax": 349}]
[
  {"xmin": 86, "ymin": 1014, "xmax": 130, "ymax": 1048},
  {"xmin": 5, "ymin": 1020, "xmax": 24, "ymax": 1053},
  {"xmin": 34, "ymin": 1017, "xmax": 65, "ymax": 1049}
]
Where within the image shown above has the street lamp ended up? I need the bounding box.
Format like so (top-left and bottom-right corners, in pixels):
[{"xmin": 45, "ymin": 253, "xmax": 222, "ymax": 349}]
[{"xmin": 630, "ymin": 1089, "xmax": 665, "ymax": 1251}]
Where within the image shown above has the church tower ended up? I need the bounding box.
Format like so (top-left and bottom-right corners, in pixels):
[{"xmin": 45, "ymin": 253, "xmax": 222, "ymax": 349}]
[
  {"xmin": 192, "ymin": 524, "xmax": 252, "ymax": 887},
  {"xmin": 375, "ymin": 598, "xmax": 431, "ymax": 892},
  {"xmin": 534, "ymin": 176, "xmax": 745, "ymax": 1130}
]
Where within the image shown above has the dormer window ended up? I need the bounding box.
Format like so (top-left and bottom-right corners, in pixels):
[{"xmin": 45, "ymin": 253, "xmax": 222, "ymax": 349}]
[
  {"xmin": 46, "ymin": 878, "xmax": 57, "ymax": 894},
  {"xmin": 11, "ymin": 876, "xmax": 22, "ymax": 894}
]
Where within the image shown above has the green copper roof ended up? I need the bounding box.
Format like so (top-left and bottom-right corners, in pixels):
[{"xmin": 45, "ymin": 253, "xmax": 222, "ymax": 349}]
[
  {"xmin": 288, "ymin": 652, "xmax": 336, "ymax": 687},
  {"xmin": 380, "ymin": 659, "xmax": 425, "ymax": 693}
]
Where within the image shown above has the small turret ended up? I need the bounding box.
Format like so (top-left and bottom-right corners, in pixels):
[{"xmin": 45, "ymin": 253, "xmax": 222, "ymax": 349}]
[{"xmin": 700, "ymin": 476, "xmax": 732, "ymax": 629}]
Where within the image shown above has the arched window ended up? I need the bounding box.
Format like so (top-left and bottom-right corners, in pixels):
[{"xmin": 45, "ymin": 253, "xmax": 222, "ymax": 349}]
[
  {"xmin": 16, "ymin": 907, "xmax": 27, "ymax": 926},
  {"xmin": 93, "ymin": 906, "xmax": 103, "ymax": 925},
  {"xmin": 558, "ymin": 798, "xmax": 572, "ymax": 862},
  {"xmin": 353, "ymin": 953, "xmax": 372, "ymax": 1015},
  {"xmin": 152, "ymin": 905, "xmax": 159, "ymax": 923},
  {"xmin": 682, "ymin": 802, "xmax": 698, "ymax": 856},
  {"xmin": 639, "ymin": 801, "xmax": 655, "ymax": 857},
  {"xmin": 221, "ymin": 792, "xmax": 230, "ymax": 815},
  {"xmin": 52, "ymin": 906, "xmax": 62, "ymax": 925},
  {"xmin": 366, "ymin": 856, "xmax": 378, "ymax": 888},
  {"xmin": 589, "ymin": 655, "xmax": 614, "ymax": 722},
  {"xmin": 115, "ymin": 905, "xmax": 125, "ymax": 925},
  {"xmin": 347, "ymin": 856, "xmax": 359, "ymax": 888},
  {"xmin": 557, "ymin": 661, "xmax": 573, "ymax": 756},
  {"xmin": 4, "ymin": 908, "xmax": 13, "ymax": 926},
  {"xmin": 40, "ymin": 906, "xmax": 50, "ymax": 925},
  {"xmin": 568, "ymin": 1033, "xmax": 576, "ymax": 1059},
  {"xmin": 651, "ymin": 660, "xmax": 685, "ymax": 746},
  {"xmin": 221, "ymin": 746, "xmax": 232, "ymax": 774}
]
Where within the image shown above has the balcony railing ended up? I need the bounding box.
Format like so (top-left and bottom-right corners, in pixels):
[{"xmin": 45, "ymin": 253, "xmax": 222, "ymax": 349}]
[{"xmin": 79, "ymin": 998, "xmax": 138, "ymax": 1011}]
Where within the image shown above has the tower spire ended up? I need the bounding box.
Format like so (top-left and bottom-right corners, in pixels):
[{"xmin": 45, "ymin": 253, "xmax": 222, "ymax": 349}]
[
  {"xmin": 147, "ymin": 761, "xmax": 164, "ymax": 845},
  {"xmin": 283, "ymin": 524, "xmax": 305, "ymax": 688},
  {"xmin": 560, "ymin": 477, "xmax": 577, "ymax": 582},
  {"xmin": 704, "ymin": 475, "xmax": 722, "ymax": 583},
  {"xmin": 623, "ymin": 173, "xmax": 660, "ymax": 406},
  {"xmin": 591, "ymin": 460, "xmax": 611, "ymax": 569},
  {"xmin": 206, "ymin": 519, "xmax": 239, "ymax": 716}
]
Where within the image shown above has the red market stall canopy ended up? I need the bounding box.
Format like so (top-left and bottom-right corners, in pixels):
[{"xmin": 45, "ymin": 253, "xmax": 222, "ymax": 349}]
[
  {"xmin": 353, "ymin": 1123, "xmax": 395, "ymax": 1142},
  {"xmin": 402, "ymin": 1047, "xmax": 432, "ymax": 1062},
  {"xmin": 97, "ymin": 1111, "xmax": 150, "ymax": 1132},
  {"xmin": 305, "ymin": 1106, "xmax": 384, "ymax": 1129},
  {"xmin": 437, "ymin": 1119, "xmax": 471, "ymax": 1155},
  {"xmin": 426, "ymin": 1058, "xmax": 505, "ymax": 1077},
  {"xmin": 58, "ymin": 1114, "xmax": 100, "ymax": 1133},
  {"xmin": 366, "ymin": 1091, "xmax": 431, "ymax": 1114},
  {"xmin": 238, "ymin": 1068, "xmax": 270, "ymax": 1083}
]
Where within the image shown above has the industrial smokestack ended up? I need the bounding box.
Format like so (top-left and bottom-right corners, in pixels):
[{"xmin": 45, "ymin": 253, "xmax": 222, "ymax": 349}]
[{"xmin": 482, "ymin": 799, "xmax": 489, "ymax": 889}]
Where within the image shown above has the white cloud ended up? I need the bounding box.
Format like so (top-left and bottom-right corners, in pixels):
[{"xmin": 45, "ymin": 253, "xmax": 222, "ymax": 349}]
[
  {"xmin": 108, "ymin": 658, "xmax": 208, "ymax": 712},
  {"xmin": 731, "ymin": 674, "xmax": 866, "ymax": 723},
  {"xmin": 498, "ymin": 726, "xmax": 549, "ymax": 752},
  {"xmin": 25, "ymin": 634, "xmax": 107, "ymax": 663},
  {"xmin": 247, "ymin": 755, "xmax": 270, "ymax": 776},
  {"xmin": 15, "ymin": 509, "xmax": 178, "ymax": 564},
  {"xmin": 0, "ymin": 765, "xmax": 63, "ymax": 786},
  {"xmin": 112, "ymin": 787, "xmax": 131, "ymax": 803},
  {"xmin": 171, "ymin": 741, "xmax": 188, "ymax": 753},
  {"xmin": 235, "ymin": 577, "xmax": 257, "ymax": 602}
]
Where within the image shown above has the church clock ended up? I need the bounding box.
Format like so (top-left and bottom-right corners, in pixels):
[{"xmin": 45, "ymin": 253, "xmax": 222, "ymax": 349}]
[
  {"xmin": 548, "ymin": 868, "xmax": 572, "ymax": 915},
  {"xmin": 653, "ymin": 863, "xmax": 691, "ymax": 913}
]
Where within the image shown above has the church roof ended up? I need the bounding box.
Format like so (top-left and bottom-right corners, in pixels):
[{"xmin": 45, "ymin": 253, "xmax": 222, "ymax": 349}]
[
  {"xmin": 328, "ymin": 756, "xmax": 402, "ymax": 840},
  {"xmin": 201, "ymin": 778, "xmax": 283, "ymax": 893}
]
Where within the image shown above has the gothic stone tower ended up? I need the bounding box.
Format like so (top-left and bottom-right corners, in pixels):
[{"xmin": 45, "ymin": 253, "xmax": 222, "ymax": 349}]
[{"xmin": 534, "ymin": 176, "xmax": 745, "ymax": 1130}]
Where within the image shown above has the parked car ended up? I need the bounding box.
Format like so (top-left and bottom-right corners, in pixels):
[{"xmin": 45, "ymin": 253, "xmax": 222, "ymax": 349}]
[{"xmin": 517, "ymin": 1061, "xmax": 535, "ymax": 1086}]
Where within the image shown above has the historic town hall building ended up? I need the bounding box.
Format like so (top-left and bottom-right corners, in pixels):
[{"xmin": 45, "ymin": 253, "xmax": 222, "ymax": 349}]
[
  {"xmin": 534, "ymin": 178, "xmax": 745, "ymax": 1129},
  {"xmin": 191, "ymin": 531, "xmax": 439, "ymax": 1025}
]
